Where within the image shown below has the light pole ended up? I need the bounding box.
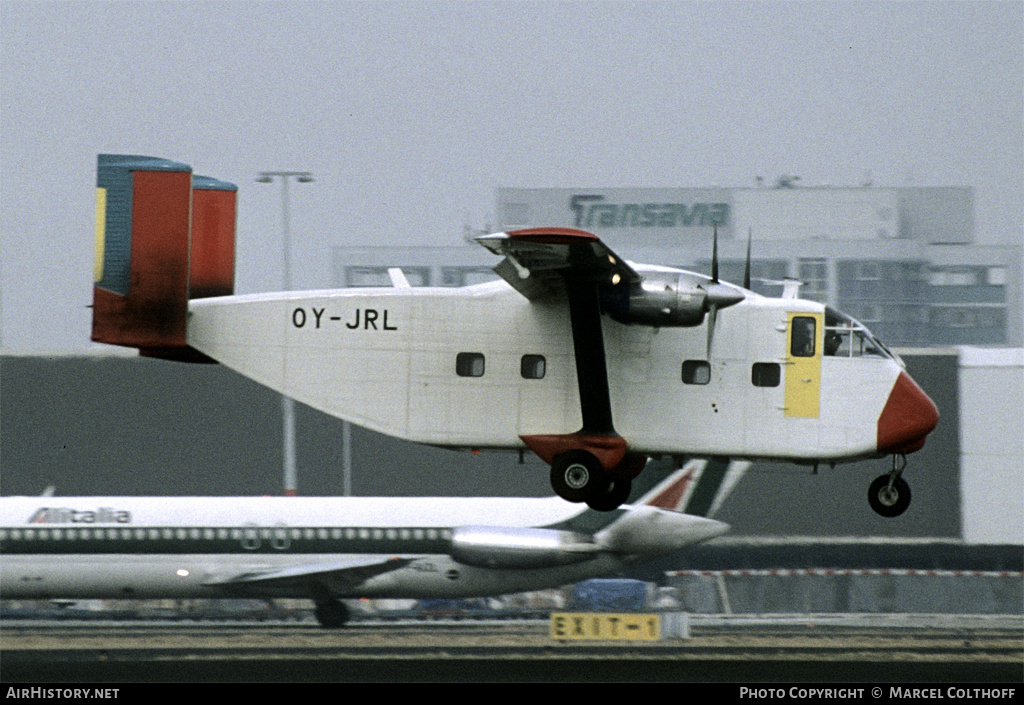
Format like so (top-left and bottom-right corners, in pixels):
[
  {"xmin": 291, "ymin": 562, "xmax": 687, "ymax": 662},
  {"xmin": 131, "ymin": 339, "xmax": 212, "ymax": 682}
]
[{"xmin": 256, "ymin": 171, "xmax": 314, "ymax": 497}]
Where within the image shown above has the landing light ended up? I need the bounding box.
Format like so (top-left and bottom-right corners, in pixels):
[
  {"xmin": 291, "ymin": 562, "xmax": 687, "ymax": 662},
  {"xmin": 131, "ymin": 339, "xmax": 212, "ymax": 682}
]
[
  {"xmin": 611, "ymin": 273, "xmax": 621, "ymax": 285},
  {"xmin": 176, "ymin": 569, "xmax": 190, "ymax": 578}
]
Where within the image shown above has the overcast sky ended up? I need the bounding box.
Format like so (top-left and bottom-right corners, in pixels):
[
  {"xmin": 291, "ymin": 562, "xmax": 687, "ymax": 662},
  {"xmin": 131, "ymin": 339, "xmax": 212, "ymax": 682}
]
[{"xmin": 2, "ymin": 1, "xmax": 1021, "ymax": 352}]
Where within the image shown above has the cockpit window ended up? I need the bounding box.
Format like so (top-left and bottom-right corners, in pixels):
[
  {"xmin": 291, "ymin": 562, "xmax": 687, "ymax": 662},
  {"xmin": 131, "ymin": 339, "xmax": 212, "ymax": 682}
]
[
  {"xmin": 823, "ymin": 307, "xmax": 893, "ymax": 359},
  {"xmin": 790, "ymin": 316, "xmax": 816, "ymax": 357}
]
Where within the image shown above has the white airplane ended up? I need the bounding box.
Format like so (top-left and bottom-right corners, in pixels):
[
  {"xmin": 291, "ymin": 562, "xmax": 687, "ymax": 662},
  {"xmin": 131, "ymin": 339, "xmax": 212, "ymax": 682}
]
[
  {"xmin": 0, "ymin": 468, "xmax": 726, "ymax": 627},
  {"xmin": 90, "ymin": 155, "xmax": 938, "ymax": 515}
]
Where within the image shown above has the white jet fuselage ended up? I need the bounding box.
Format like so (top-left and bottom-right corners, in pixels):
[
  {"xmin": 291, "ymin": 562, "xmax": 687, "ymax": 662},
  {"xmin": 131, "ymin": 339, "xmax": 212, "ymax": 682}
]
[{"xmin": 0, "ymin": 496, "xmax": 724, "ymax": 601}]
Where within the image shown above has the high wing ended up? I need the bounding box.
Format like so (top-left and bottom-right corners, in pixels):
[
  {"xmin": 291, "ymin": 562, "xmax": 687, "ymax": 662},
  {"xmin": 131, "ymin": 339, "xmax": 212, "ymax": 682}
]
[
  {"xmin": 208, "ymin": 556, "xmax": 415, "ymax": 596},
  {"xmin": 477, "ymin": 227, "xmax": 745, "ymax": 512},
  {"xmin": 476, "ymin": 228, "xmax": 642, "ymax": 301}
]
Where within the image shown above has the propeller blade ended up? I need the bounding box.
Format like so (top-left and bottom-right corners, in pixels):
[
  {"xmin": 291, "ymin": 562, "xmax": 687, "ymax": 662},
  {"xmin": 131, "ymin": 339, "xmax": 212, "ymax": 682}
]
[
  {"xmin": 711, "ymin": 224, "xmax": 720, "ymax": 284},
  {"xmin": 705, "ymin": 224, "xmax": 746, "ymax": 359},
  {"xmin": 743, "ymin": 227, "xmax": 752, "ymax": 290},
  {"xmin": 706, "ymin": 304, "xmax": 718, "ymax": 359}
]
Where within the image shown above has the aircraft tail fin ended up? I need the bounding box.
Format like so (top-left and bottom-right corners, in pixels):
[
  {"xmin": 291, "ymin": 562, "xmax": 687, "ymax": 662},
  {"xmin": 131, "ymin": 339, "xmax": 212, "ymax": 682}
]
[
  {"xmin": 634, "ymin": 457, "xmax": 752, "ymax": 517},
  {"xmin": 91, "ymin": 155, "xmax": 236, "ymax": 362}
]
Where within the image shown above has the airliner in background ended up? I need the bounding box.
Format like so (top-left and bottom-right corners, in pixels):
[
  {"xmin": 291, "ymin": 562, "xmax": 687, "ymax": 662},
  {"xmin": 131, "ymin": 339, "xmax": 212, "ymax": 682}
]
[{"xmin": 0, "ymin": 465, "xmax": 727, "ymax": 627}]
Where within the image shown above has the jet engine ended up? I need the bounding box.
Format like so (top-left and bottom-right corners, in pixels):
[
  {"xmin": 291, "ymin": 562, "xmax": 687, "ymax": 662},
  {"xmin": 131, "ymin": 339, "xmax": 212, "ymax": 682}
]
[
  {"xmin": 602, "ymin": 272, "xmax": 744, "ymax": 328},
  {"xmin": 449, "ymin": 526, "xmax": 600, "ymax": 569}
]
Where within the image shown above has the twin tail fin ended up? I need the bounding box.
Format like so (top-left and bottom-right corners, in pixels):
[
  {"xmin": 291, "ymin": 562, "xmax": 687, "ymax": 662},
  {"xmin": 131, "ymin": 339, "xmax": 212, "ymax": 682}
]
[{"xmin": 91, "ymin": 154, "xmax": 237, "ymax": 362}]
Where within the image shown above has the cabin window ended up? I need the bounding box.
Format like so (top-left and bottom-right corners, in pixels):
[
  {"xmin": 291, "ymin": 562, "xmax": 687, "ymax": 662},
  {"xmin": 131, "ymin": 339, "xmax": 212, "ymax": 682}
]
[
  {"xmin": 681, "ymin": 360, "xmax": 711, "ymax": 385},
  {"xmin": 752, "ymin": 362, "xmax": 781, "ymax": 387},
  {"xmin": 521, "ymin": 354, "xmax": 546, "ymax": 379},
  {"xmin": 790, "ymin": 316, "xmax": 817, "ymax": 357},
  {"xmin": 456, "ymin": 352, "xmax": 485, "ymax": 377}
]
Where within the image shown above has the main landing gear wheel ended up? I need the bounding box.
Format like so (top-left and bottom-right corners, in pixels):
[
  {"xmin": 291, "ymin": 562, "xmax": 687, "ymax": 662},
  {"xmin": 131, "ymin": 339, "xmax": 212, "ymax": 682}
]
[
  {"xmin": 586, "ymin": 477, "xmax": 632, "ymax": 512},
  {"xmin": 868, "ymin": 474, "xmax": 911, "ymax": 518},
  {"xmin": 314, "ymin": 599, "xmax": 350, "ymax": 628},
  {"xmin": 551, "ymin": 450, "xmax": 607, "ymax": 504}
]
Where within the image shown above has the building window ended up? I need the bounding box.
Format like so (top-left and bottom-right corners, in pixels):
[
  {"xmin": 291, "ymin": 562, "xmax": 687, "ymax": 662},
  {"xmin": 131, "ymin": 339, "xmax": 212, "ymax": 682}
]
[
  {"xmin": 929, "ymin": 267, "xmax": 979, "ymax": 286},
  {"xmin": 441, "ymin": 267, "xmax": 498, "ymax": 287},
  {"xmin": 856, "ymin": 304, "xmax": 881, "ymax": 323},
  {"xmin": 346, "ymin": 266, "xmax": 430, "ymax": 287},
  {"xmin": 456, "ymin": 352, "xmax": 485, "ymax": 377},
  {"xmin": 681, "ymin": 360, "xmax": 711, "ymax": 385},
  {"xmin": 521, "ymin": 355, "xmax": 546, "ymax": 379},
  {"xmin": 856, "ymin": 262, "xmax": 881, "ymax": 281},
  {"xmin": 988, "ymin": 267, "xmax": 1007, "ymax": 286},
  {"xmin": 798, "ymin": 259, "xmax": 828, "ymax": 303},
  {"xmin": 751, "ymin": 362, "xmax": 781, "ymax": 387}
]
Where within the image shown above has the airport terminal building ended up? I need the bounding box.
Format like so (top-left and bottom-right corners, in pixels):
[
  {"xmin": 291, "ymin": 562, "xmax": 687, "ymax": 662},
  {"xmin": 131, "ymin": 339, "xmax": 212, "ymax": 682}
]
[{"xmin": 333, "ymin": 183, "xmax": 1022, "ymax": 348}]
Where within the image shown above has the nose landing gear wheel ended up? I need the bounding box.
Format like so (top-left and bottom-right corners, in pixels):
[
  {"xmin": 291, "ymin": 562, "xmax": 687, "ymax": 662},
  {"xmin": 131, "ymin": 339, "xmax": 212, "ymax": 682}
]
[{"xmin": 868, "ymin": 474, "xmax": 911, "ymax": 517}]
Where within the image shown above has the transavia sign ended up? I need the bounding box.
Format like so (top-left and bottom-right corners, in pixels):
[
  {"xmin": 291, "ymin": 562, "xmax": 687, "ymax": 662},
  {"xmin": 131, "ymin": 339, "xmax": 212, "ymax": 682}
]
[{"xmin": 570, "ymin": 194, "xmax": 729, "ymax": 229}]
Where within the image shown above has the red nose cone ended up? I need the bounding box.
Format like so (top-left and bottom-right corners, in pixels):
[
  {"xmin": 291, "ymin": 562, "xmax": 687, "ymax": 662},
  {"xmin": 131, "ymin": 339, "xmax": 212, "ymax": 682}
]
[{"xmin": 877, "ymin": 372, "xmax": 939, "ymax": 454}]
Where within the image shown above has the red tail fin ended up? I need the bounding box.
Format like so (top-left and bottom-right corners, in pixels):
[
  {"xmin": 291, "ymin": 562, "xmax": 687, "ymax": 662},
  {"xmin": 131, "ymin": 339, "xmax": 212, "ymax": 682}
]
[{"xmin": 91, "ymin": 155, "xmax": 236, "ymax": 361}]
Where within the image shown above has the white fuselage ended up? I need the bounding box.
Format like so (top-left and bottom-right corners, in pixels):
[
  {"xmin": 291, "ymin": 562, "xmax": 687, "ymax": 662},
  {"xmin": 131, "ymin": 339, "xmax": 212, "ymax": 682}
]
[
  {"xmin": 186, "ymin": 278, "xmax": 902, "ymax": 462},
  {"xmin": 0, "ymin": 496, "xmax": 725, "ymax": 601}
]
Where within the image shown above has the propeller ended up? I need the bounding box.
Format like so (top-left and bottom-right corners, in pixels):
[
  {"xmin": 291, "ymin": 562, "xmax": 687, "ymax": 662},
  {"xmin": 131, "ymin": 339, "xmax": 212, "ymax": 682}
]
[
  {"xmin": 704, "ymin": 224, "xmax": 745, "ymax": 359},
  {"xmin": 743, "ymin": 227, "xmax": 752, "ymax": 290}
]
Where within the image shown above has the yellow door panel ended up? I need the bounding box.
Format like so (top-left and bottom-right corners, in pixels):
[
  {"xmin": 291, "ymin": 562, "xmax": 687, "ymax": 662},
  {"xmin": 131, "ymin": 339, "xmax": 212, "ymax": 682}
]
[{"xmin": 785, "ymin": 312, "xmax": 822, "ymax": 418}]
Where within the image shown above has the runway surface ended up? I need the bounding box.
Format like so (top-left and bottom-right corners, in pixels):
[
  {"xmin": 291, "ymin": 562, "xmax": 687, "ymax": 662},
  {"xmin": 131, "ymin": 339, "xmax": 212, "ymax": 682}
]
[{"xmin": 2, "ymin": 615, "xmax": 1020, "ymax": 682}]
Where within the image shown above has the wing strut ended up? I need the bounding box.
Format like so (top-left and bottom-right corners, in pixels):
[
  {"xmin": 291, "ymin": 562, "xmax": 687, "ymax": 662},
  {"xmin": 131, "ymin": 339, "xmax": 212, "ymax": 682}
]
[
  {"xmin": 479, "ymin": 228, "xmax": 646, "ymax": 509},
  {"xmin": 564, "ymin": 242, "xmax": 615, "ymax": 435}
]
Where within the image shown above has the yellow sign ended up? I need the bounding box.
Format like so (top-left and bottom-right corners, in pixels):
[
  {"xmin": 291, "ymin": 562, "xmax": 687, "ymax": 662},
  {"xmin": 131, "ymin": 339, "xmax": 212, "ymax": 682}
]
[{"xmin": 550, "ymin": 613, "xmax": 660, "ymax": 641}]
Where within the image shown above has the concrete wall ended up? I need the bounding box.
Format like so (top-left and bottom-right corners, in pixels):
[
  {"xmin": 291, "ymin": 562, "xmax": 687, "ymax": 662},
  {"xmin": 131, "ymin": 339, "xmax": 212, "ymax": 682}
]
[
  {"xmin": 958, "ymin": 347, "xmax": 1024, "ymax": 543},
  {"xmin": 667, "ymin": 570, "xmax": 1023, "ymax": 615}
]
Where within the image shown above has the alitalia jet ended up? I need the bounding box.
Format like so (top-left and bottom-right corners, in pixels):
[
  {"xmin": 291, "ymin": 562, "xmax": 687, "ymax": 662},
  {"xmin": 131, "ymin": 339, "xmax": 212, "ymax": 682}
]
[{"xmin": 0, "ymin": 465, "xmax": 726, "ymax": 627}]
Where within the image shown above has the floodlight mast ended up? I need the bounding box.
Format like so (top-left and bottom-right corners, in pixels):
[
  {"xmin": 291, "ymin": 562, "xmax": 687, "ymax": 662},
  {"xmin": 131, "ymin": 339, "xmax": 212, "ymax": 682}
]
[{"xmin": 255, "ymin": 171, "xmax": 314, "ymax": 497}]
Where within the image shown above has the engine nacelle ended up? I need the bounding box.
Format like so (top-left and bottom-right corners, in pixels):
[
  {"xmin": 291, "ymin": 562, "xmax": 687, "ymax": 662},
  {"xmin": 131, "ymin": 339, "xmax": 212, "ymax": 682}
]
[
  {"xmin": 603, "ymin": 272, "xmax": 743, "ymax": 328},
  {"xmin": 449, "ymin": 526, "xmax": 599, "ymax": 569}
]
